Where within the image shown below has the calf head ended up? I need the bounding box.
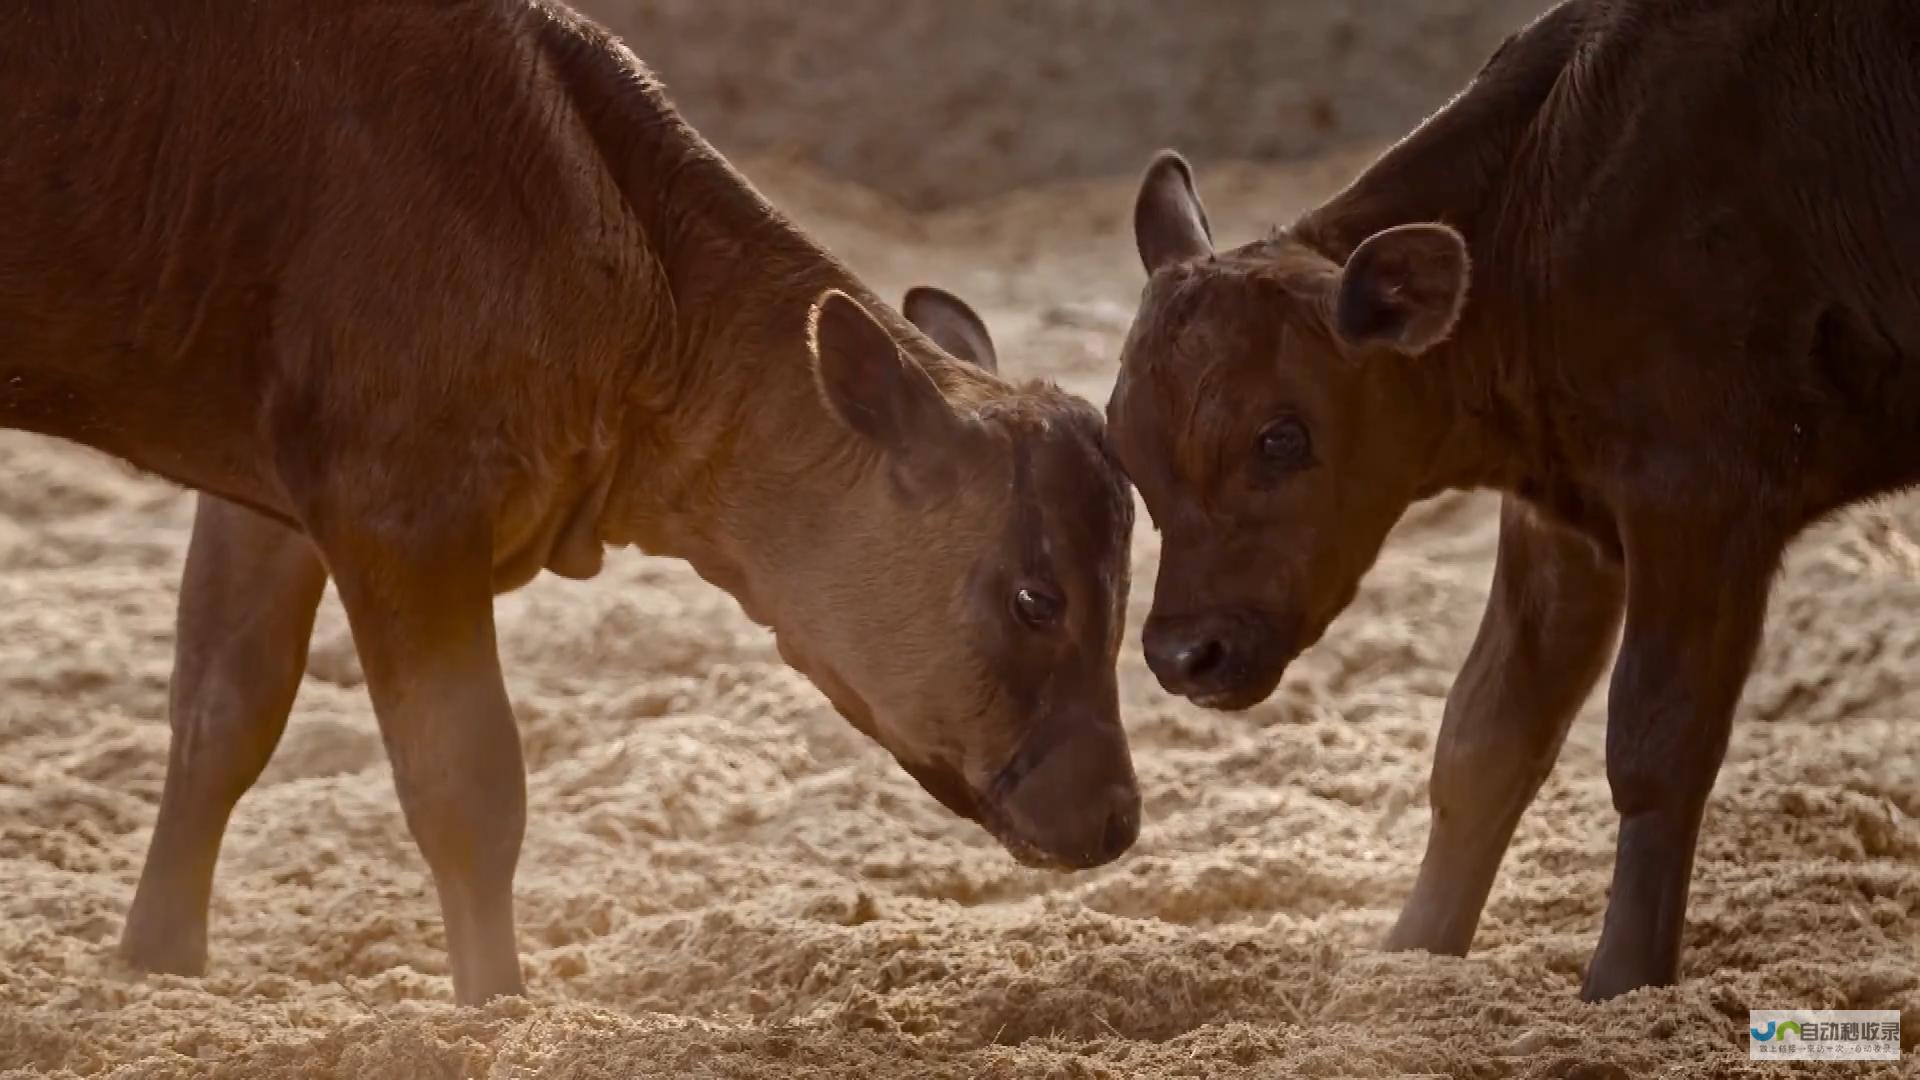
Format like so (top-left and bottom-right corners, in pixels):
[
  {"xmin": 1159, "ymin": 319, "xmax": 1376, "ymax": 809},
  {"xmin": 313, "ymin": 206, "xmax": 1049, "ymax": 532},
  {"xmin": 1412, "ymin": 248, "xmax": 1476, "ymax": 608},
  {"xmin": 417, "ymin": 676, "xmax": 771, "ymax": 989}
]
[
  {"xmin": 1107, "ymin": 151, "xmax": 1470, "ymax": 710},
  {"xmin": 776, "ymin": 286, "xmax": 1138, "ymax": 870}
]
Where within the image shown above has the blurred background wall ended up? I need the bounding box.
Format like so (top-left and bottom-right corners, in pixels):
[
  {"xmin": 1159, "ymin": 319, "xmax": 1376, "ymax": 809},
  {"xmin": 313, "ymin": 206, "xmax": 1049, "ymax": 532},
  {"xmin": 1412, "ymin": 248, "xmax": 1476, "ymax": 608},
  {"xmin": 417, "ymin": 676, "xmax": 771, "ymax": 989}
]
[{"xmin": 575, "ymin": 0, "xmax": 1554, "ymax": 209}]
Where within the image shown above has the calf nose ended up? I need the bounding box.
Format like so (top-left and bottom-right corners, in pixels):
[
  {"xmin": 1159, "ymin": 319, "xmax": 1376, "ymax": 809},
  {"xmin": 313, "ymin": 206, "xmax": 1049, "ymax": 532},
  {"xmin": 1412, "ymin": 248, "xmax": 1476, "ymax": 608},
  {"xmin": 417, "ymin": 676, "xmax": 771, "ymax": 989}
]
[
  {"xmin": 997, "ymin": 724, "xmax": 1140, "ymax": 869},
  {"xmin": 1053, "ymin": 781, "xmax": 1140, "ymax": 868},
  {"xmin": 1143, "ymin": 617, "xmax": 1229, "ymax": 694},
  {"xmin": 1169, "ymin": 639, "xmax": 1225, "ymax": 681},
  {"xmin": 1096, "ymin": 784, "xmax": 1142, "ymax": 863}
]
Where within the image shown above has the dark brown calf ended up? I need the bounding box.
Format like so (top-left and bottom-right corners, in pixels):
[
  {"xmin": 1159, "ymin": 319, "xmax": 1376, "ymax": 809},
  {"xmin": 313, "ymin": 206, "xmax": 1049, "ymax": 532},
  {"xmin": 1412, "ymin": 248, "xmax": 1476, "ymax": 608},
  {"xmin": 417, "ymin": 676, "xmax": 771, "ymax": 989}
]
[
  {"xmin": 1, "ymin": 0, "xmax": 1139, "ymax": 1003},
  {"xmin": 1108, "ymin": 0, "xmax": 1920, "ymax": 999}
]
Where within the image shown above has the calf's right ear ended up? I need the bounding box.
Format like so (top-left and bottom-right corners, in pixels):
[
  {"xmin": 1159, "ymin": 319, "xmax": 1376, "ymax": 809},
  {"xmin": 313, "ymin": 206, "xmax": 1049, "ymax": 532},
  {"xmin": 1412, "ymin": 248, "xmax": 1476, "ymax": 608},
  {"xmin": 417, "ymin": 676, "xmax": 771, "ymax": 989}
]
[
  {"xmin": 1134, "ymin": 150, "xmax": 1214, "ymax": 273},
  {"xmin": 1332, "ymin": 224, "xmax": 1471, "ymax": 355},
  {"xmin": 809, "ymin": 289, "xmax": 965, "ymax": 461}
]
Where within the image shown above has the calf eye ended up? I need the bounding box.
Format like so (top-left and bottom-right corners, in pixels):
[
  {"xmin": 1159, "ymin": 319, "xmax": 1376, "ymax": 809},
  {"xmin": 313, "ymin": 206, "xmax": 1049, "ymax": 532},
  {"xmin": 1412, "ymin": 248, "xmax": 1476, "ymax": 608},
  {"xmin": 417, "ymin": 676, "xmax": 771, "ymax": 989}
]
[
  {"xmin": 1257, "ymin": 416, "xmax": 1314, "ymax": 471},
  {"xmin": 1012, "ymin": 585, "xmax": 1063, "ymax": 627}
]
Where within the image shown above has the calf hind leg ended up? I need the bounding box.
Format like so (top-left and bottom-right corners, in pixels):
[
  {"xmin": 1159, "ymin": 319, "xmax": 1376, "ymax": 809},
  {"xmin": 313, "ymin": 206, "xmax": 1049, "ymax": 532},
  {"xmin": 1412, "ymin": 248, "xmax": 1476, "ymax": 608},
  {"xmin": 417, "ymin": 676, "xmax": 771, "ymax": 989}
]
[
  {"xmin": 121, "ymin": 495, "xmax": 328, "ymax": 975},
  {"xmin": 1385, "ymin": 500, "xmax": 1623, "ymax": 956}
]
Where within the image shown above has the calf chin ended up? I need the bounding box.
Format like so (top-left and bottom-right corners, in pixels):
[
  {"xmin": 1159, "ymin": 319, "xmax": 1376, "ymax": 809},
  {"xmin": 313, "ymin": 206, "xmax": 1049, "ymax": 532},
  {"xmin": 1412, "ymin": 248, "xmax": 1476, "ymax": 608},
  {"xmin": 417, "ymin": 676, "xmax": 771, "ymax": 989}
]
[{"xmin": 900, "ymin": 759, "xmax": 988, "ymax": 825}]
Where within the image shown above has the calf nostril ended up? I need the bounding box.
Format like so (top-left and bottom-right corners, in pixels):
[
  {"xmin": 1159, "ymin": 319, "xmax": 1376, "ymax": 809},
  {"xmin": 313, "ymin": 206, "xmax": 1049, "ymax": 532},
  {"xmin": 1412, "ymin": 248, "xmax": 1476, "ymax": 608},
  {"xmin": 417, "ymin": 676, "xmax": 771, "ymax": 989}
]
[
  {"xmin": 1101, "ymin": 799, "xmax": 1140, "ymax": 858},
  {"xmin": 1177, "ymin": 638, "xmax": 1226, "ymax": 680}
]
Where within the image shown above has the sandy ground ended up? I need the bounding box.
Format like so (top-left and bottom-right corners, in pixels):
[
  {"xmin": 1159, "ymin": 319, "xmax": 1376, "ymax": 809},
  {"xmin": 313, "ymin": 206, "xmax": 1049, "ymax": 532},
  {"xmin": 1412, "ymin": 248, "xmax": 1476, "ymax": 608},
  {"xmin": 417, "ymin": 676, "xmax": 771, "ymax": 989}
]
[{"xmin": 2, "ymin": 153, "xmax": 1917, "ymax": 1079}]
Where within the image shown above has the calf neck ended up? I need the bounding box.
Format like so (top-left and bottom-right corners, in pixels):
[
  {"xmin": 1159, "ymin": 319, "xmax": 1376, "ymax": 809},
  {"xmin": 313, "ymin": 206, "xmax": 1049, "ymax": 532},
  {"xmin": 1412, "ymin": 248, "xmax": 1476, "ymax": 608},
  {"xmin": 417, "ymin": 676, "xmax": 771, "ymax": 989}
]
[
  {"xmin": 1109, "ymin": 0, "xmax": 1920, "ymax": 999},
  {"xmin": 1, "ymin": 0, "xmax": 1138, "ymax": 1004}
]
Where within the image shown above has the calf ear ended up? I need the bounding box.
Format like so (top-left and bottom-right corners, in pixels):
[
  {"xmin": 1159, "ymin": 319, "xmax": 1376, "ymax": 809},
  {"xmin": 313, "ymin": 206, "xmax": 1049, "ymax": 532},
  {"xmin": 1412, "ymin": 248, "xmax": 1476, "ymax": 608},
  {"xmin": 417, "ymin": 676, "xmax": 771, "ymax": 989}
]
[
  {"xmin": 1134, "ymin": 150, "xmax": 1214, "ymax": 274},
  {"xmin": 903, "ymin": 286, "xmax": 998, "ymax": 373},
  {"xmin": 809, "ymin": 289, "xmax": 963, "ymax": 457},
  {"xmin": 1332, "ymin": 224, "xmax": 1471, "ymax": 355}
]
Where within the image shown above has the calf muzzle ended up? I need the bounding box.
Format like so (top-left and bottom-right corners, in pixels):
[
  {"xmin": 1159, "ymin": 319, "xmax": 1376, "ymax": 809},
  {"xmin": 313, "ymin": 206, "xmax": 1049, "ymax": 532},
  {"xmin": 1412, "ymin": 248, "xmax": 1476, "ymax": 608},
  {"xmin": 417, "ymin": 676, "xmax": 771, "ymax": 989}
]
[
  {"xmin": 1142, "ymin": 609, "xmax": 1293, "ymax": 710},
  {"xmin": 990, "ymin": 720, "xmax": 1140, "ymax": 870}
]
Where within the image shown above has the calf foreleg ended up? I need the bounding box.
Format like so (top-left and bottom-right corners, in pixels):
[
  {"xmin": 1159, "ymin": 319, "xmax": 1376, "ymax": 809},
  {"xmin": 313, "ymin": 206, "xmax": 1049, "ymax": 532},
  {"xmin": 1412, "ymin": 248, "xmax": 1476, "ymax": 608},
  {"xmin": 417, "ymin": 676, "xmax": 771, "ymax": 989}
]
[
  {"xmin": 1385, "ymin": 498, "xmax": 1623, "ymax": 956},
  {"xmin": 315, "ymin": 505, "xmax": 527, "ymax": 1004},
  {"xmin": 1581, "ymin": 512, "xmax": 1775, "ymax": 1000}
]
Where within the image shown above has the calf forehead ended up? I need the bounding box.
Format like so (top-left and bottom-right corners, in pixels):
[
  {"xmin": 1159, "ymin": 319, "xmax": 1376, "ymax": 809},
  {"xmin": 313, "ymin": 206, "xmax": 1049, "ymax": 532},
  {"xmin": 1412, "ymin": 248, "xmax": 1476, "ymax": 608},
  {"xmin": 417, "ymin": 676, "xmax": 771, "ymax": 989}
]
[
  {"xmin": 1112, "ymin": 253, "xmax": 1327, "ymax": 490},
  {"xmin": 1125, "ymin": 238, "xmax": 1330, "ymax": 370},
  {"xmin": 999, "ymin": 395, "xmax": 1134, "ymax": 585},
  {"xmin": 1110, "ymin": 288, "xmax": 1265, "ymax": 491}
]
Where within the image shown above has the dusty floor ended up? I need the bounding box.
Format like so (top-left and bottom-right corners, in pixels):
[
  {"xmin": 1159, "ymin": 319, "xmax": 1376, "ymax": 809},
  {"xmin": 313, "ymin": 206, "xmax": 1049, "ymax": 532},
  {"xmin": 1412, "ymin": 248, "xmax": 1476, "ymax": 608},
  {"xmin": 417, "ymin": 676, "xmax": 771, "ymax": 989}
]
[{"xmin": 2, "ymin": 154, "xmax": 1917, "ymax": 1079}]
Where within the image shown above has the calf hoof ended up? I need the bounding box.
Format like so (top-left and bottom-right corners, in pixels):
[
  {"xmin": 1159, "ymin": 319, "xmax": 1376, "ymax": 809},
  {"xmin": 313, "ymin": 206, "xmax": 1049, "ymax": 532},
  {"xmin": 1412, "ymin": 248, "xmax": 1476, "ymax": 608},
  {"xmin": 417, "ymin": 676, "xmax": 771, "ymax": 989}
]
[
  {"xmin": 117, "ymin": 923, "xmax": 209, "ymax": 977},
  {"xmin": 1381, "ymin": 905, "xmax": 1474, "ymax": 957},
  {"xmin": 451, "ymin": 965, "xmax": 527, "ymax": 1006},
  {"xmin": 119, "ymin": 885, "xmax": 212, "ymax": 977},
  {"xmin": 1579, "ymin": 953, "xmax": 1673, "ymax": 1002},
  {"xmin": 447, "ymin": 932, "xmax": 528, "ymax": 1006}
]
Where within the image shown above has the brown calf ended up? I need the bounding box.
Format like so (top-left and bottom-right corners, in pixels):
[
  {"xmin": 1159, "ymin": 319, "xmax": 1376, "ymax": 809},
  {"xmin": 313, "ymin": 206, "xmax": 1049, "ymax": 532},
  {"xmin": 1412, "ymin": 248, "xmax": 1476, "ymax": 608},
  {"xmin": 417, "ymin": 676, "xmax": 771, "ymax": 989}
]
[
  {"xmin": 1, "ymin": 0, "xmax": 1139, "ymax": 1004},
  {"xmin": 1108, "ymin": 0, "xmax": 1920, "ymax": 1000}
]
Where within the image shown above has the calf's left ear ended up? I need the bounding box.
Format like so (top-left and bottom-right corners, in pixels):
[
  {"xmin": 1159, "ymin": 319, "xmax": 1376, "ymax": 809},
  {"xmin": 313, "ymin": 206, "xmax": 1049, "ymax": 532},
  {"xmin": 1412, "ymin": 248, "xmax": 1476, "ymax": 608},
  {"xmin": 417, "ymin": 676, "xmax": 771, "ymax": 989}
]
[
  {"xmin": 903, "ymin": 286, "xmax": 998, "ymax": 373},
  {"xmin": 808, "ymin": 290, "xmax": 969, "ymax": 489},
  {"xmin": 1332, "ymin": 224, "xmax": 1470, "ymax": 355}
]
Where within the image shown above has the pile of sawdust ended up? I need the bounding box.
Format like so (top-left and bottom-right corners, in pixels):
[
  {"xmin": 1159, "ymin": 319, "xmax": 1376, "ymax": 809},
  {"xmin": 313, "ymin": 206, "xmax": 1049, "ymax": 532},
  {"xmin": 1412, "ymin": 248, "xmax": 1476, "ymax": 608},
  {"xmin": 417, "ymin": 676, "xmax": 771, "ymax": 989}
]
[{"xmin": 3, "ymin": 153, "xmax": 1915, "ymax": 1078}]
